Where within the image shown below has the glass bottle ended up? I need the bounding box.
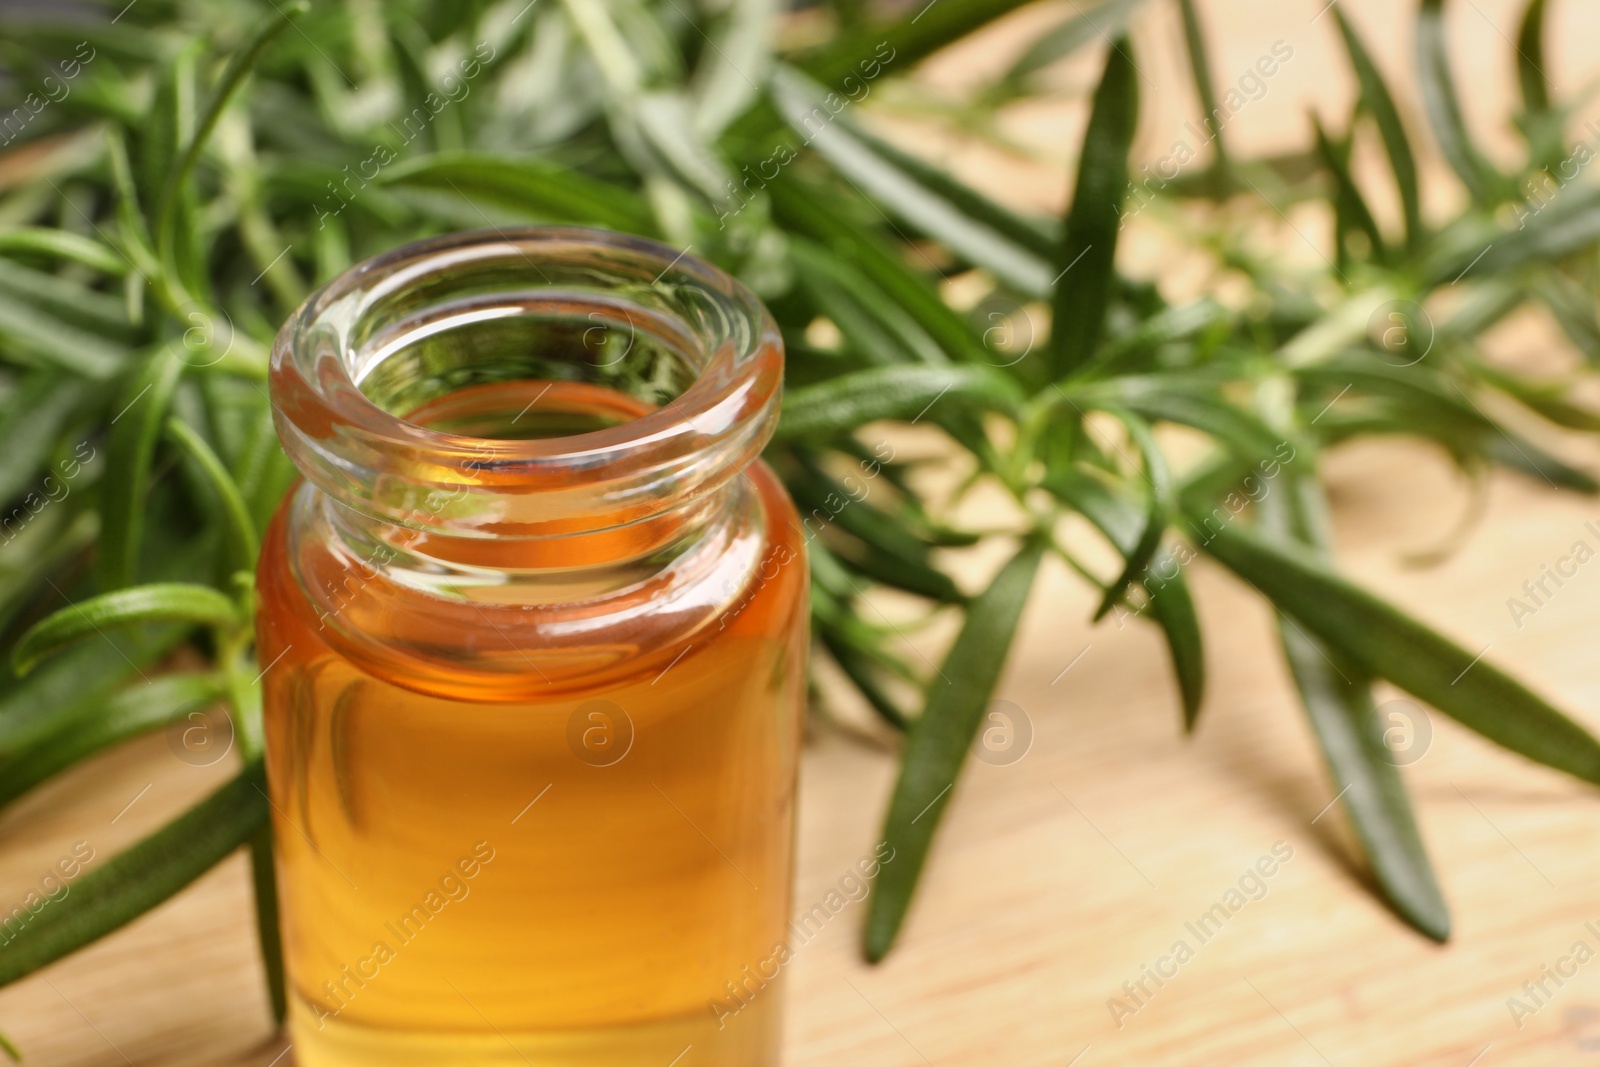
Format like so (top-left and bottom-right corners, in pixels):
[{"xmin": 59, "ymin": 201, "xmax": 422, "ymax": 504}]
[{"xmin": 256, "ymin": 228, "xmax": 808, "ymax": 1066}]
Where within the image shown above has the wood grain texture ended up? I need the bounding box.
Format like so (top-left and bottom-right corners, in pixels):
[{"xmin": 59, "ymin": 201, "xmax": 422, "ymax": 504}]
[{"xmin": 6, "ymin": 1, "xmax": 1600, "ymax": 1063}]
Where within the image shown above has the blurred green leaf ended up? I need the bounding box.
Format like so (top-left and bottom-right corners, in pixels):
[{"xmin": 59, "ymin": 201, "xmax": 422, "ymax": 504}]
[
  {"xmin": 155, "ymin": 2, "xmax": 309, "ymax": 266},
  {"xmin": 0, "ymin": 633, "xmax": 179, "ymax": 762},
  {"xmin": 1177, "ymin": 0, "xmax": 1230, "ymax": 192},
  {"xmin": 772, "ymin": 67, "xmax": 1053, "ymax": 295},
  {"xmin": 0, "ymin": 281, "xmax": 128, "ymax": 379},
  {"xmin": 796, "ymin": 0, "xmax": 1035, "ymax": 87},
  {"xmin": 1075, "ymin": 374, "xmax": 1286, "ymax": 460},
  {"xmin": 767, "ymin": 179, "xmax": 989, "ymax": 365},
  {"xmin": 1332, "ymin": 8, "xmax": 1422, "ymax": 249},
  {"xmin": 777, "ymin": 365, "xmax": 1022, "ymax": 441},
  {"xmin": 0, "ymin": 371, "xmax": 90, "ymax": 507},
  {"xmin": 789, "ymin": 239, "xmax": 943, "ymax": 366},
  {"xmin": 0, "ymin": 761, "xmax": 268, "ymax": 990},
  {"xmin": 1194, "ymin": 513, "xmax": 1600, "ymax": 785},
  {"xmin": 1048, "ymin": 468, "xmax": 1205, "ymax": 728},
  {"xmin": 1516, "ymin": 0, "xmax": 1552, "ymax": 114},
  {"xmin": 14, "ymin": 583, "xmax": 240, "ymax": 676},
  {"xmin": 0, "ymin": 674, "xmax": 223, "ymax": 809},
  {"xmin": 1087, "ymin": 408, "xmax": 1170, "ymax": 620},
  {"xmin": 1417, "ymin": 0, "xmax": 1502, "ymax": 205},
  {"xmin": 819, "ymin": 625, "xmax": 913, "ymax": 731},
  {"xmin": 97, "ymin": 345, "xmax": 185, "ymax": 591},
  {"xmin": 865, "ymin": 538, "xmax": 1042, "ymax": 961},
  {"xmin": 1050, "ymin": 36, "xmax": 1139, "ymax": 376},
  {"xmin": 0, "ymin": 259, "xmax": 132, "ymax": 340},
  {"xmin": 0, "ymin": 228, "xmax": 128, "ymax": 275},
  {"xmin": 998, "ymin": 0, "xmax": 1149, "ymax": 90},
  {"xmin": 383, "ymin": 153, "xmax": 657, "ymax": 232},
  {"xmin": 1261, "ymin": 473, "xmax": 1449, "ymax": 941},
  {"xmin": 1312, "ymin": 112, "xmax": 1388, "ymax": 266},
  {"xmin": 1431, "ymin": 187, "xmax": 1600, "ymax": 282},
  {"xmin": 166, "ymin": 417, "xmax": 260, "ymax": 572},
  {"xmin": 836, "ymin": 539, "xmax": 963, "ymax": 603}
]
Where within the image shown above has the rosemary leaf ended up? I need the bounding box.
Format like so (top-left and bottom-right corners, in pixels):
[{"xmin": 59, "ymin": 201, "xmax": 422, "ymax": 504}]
[
  {"xmin": 13, "ymin": 583, "xmax": 241, "ymax": 676},
  {"xmin": 1050, "ymin": 35, "xmax": 1139, "ymax": 376},
  {"xmin": 865, "ymin": 539, "xmax": 1043, "ymax": 961},
  {"xmin": 0, "ymin": 761, "xmax": 268, "ymax": 990},
  {"xmin": 1194, "ymin": 514, "xmax": 1600, "ymax": 785}
]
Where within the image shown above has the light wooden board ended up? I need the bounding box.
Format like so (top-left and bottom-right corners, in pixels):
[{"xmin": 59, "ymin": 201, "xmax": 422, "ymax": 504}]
[{"xmin": 6, "ymin": 1, "xmax": 1600, "ymax": 1064}]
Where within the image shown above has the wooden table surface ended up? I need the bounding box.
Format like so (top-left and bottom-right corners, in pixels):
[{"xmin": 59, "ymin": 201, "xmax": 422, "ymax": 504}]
[{"xmin": 6, "ymin": 1, "xmax": 1600, "ymax": 1064}]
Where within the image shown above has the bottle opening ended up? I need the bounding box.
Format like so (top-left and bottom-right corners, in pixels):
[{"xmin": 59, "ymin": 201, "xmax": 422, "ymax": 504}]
[
  {"xmin": 355, "ymin": 292, "xmax": 699, "ymax": 436},
  {"xmin": 404, "ymin": 380, "xmax": 654, "ymax": 442}
]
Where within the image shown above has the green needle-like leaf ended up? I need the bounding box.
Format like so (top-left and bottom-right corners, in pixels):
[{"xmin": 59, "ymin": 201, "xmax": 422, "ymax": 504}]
[
  {"xmin": 997, "ymin": 0, "xmax": 1150, "ymax": 91},
  {"xmin": 1050, "ymin": 36, "xmax": 1139, "ymax": 376},
  {"xmin": 97, "ymin": 344, "xmax": 185, "ymax": 591},
  {"xmin": 383, "ymin": 154, "xmax": 657, "ymax": 234},
  {"xmin": 1088, "ymin": 408, "xmax": 1171, "ymax": 620},
  {"xmin": 154, "ymin": 1, "xmax": 309, "ymax": 259},
  {"xmin": 0, "ymin": 761, "xmax": 268, "ymax": 990},
  {"xmin": 0, "ymin": 674, "xmax": 223, "ymax": 809},
  {"xmin": 797, "ymin": 0, "xmax": 1036, "ymax": 86},
  {"xmin": 13, "ymin": 583, "xmax": 241, "ymax": 676},
  {"xmin": 786, "ymin": 453, "xmax": 939, "ymax": 563},
  {"xmin": 1429, "ymin": 187, "xmax": 1600, "ymax": 283},
  {"xmin": 771, "ymin": 67, "xmax": 1053, "ymax": 295},
  {"xmin": 1278, "ymin": 621, "xmax": 1450, "ymax": 939},
  {"xmin": 166, "ymin": 417, "xmax": 260, "ymax": 571},
  {"xmin": 1508, "ymin": 0, "xmax": 1562, "ymax": 172},
  {"xmin": 1075, "ymin": 375, "xmax": 1287, "ymax": 461},
  {"xmin": 249, "ymin": 825, "xmax": 287, "ymax": 1022},
  {"xmin": 0, "ymin": 228, "xmax": 129, "ymax": 274},
  {"xmin": 1049, "ymin": 468, "xmax": 1205, "ymax": 728},
  {"xmin": 865, "ymin": 539, "xmax": 1042, "ymax": 961},
  {"xmin": 789, "ymin": 240, "xmax": 944, "ymax": 366},
  {"xmin": 1262, "ymin": 476, "xmax": 1449, "ymax": 941},
  {"xmin": 799, "ymin": 117, "xmax": 1058, "ymax": 260},
  {"xmin": 1332, "ymin": 7, "xmax": 1423, "ymax": 249},
  {"xmin": 1312, "ymin": 112, "xmax": 1389, "ymax": 266},
  {"xmin": 1177, "ymin": 0, "xmax": 1230, "ymax": 192},
  {"xmin": 777, "ymin": 365, "xmax": 1023, "ymax": 441},
  {"xmin": 819, "ymin": 626, "xmax": 913, "ymax": 731},
  {"xmin": 0, "ymin": 259, "xmax": 133, "ymax": 340},
  {"xmin": 837, "ymin": 540, "xmax": 964, "ymax": 603},
  {"xmin": 1194, "ymin": 512, "xmax": 1600, "ymax": 785},
  {"xmin": 767, "ymin": 179, "xmax": 992, "ymax": 366},
  {"xmin": 0, "ymin": 372, "xmax": 90, "ymax": 507},
  {"xmin": 1515, "ymin": 0, "xmax": 1552, "ymax": 114},
  {"xmin": 1417, "ymin": 0, "xmax": 1501, "ymax": 205},
  {"xmin": 0, "ymin": 633, "xmax": 183, "ymax": 763},
  {"xmin": 0, "ymin": 286, "xmax": 128, "ymax": 380}
]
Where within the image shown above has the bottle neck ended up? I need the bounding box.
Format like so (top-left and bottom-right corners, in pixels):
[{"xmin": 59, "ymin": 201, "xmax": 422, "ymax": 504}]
[
  {"xmin": 309, "ymin": 468, "xmax": 743, "ymax": 606},
  {"xmin": 278, "ymin": 469, "xmax": 770, "ymax": 698}
]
